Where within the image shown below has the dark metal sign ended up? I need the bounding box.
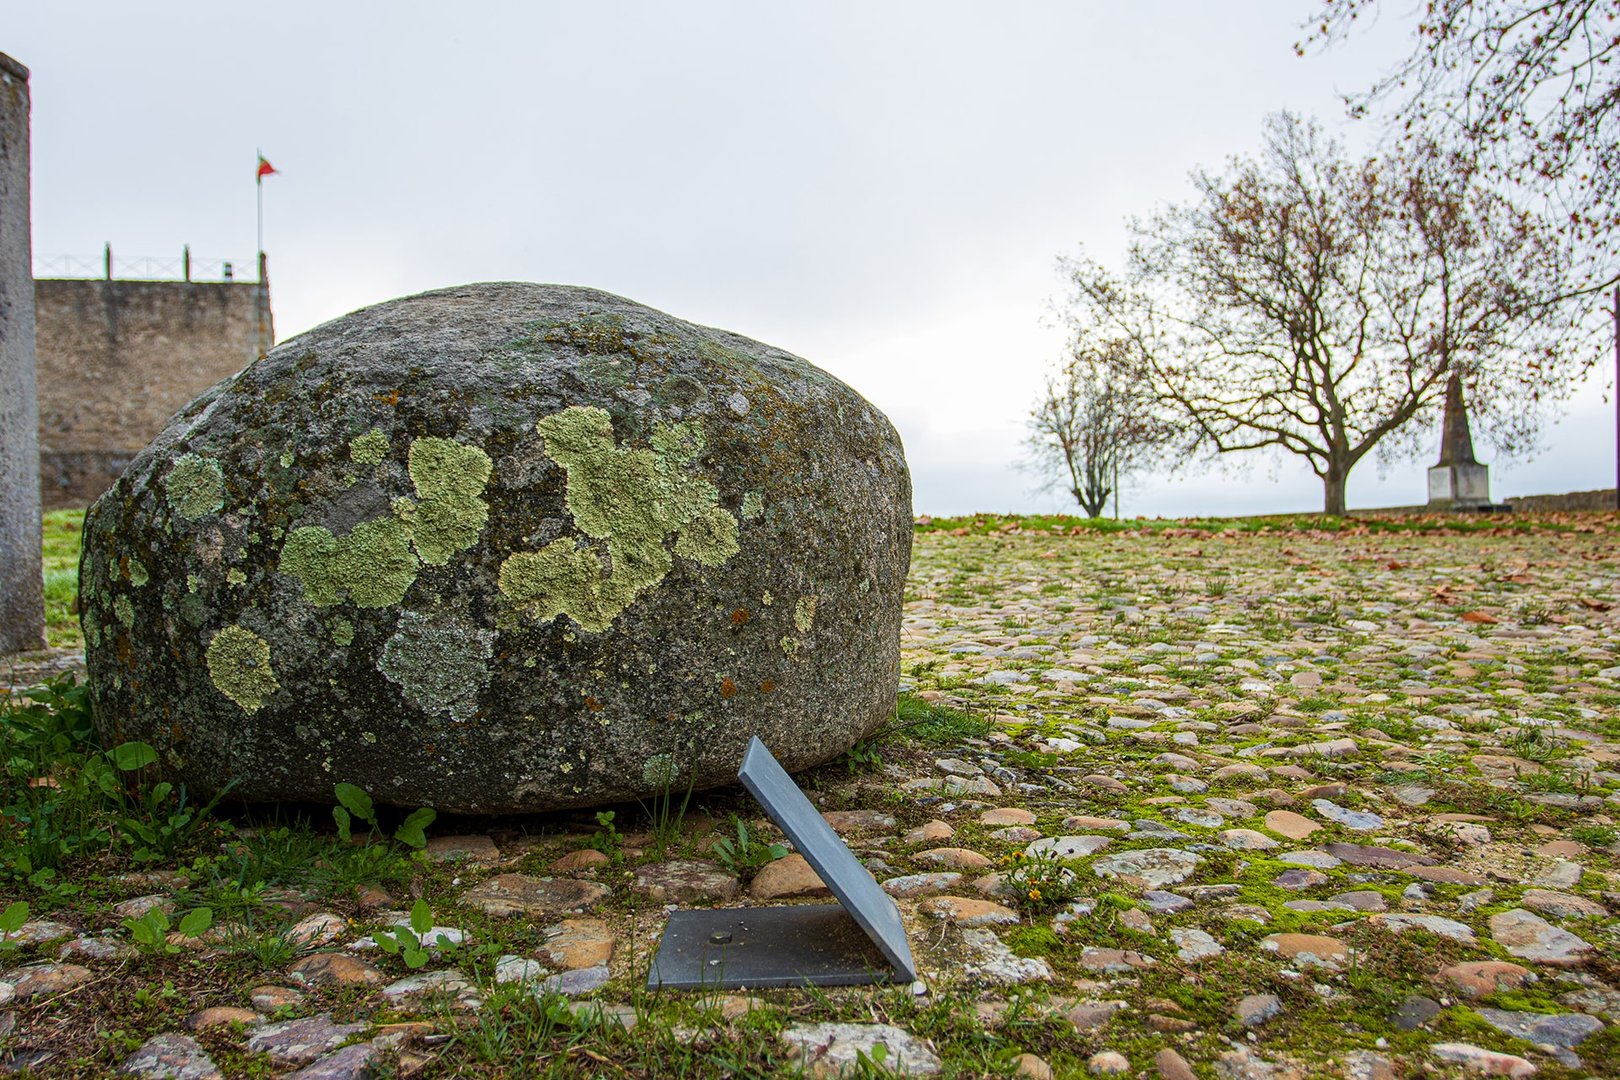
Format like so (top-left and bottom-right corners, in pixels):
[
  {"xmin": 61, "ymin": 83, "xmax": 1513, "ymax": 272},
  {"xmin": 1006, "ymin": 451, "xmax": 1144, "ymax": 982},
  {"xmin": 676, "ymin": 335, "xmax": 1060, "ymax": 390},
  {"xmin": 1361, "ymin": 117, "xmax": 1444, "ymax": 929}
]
[{"xmin": 646, "ymin": 736, "xmax": 918, "ymax": 990}]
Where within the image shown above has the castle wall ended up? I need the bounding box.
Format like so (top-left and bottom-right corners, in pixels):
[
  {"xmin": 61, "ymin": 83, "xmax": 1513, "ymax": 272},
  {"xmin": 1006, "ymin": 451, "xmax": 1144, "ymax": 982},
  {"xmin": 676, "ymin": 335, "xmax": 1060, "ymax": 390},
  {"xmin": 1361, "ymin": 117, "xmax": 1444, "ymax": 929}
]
[{"xmin": 35, "ymin": 277, "xmax": 270, "ymax": 508}]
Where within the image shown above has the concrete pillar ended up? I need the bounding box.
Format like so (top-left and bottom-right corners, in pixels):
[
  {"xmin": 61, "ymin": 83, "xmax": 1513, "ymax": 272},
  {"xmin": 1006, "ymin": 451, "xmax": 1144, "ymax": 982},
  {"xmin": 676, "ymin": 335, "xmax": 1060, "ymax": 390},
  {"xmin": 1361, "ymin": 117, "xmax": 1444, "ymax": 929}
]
[
  {"xmin": 0, "ymin": 52, "xmax": 46, "ymax": 653},
  {"xmin": 1426, "ymin": 373, "xmax": 1492, "ymax": 510}
]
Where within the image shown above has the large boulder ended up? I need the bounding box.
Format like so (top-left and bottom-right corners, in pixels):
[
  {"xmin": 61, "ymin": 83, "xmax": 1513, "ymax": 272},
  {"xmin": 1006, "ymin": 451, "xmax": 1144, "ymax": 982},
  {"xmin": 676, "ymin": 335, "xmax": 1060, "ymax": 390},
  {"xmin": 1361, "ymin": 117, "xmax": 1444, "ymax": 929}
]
[{"xmin": 79, "ymin": 283, "xmax": 911, "ymax": 812}]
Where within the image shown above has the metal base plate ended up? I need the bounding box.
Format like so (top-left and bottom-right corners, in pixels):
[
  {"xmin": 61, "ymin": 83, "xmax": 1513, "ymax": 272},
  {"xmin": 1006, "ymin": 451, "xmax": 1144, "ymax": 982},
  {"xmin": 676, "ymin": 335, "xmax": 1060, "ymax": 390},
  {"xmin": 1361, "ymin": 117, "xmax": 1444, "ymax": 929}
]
[{"xmin": 646, "ymin": 905, "xmax": 901, "ymax": 990}]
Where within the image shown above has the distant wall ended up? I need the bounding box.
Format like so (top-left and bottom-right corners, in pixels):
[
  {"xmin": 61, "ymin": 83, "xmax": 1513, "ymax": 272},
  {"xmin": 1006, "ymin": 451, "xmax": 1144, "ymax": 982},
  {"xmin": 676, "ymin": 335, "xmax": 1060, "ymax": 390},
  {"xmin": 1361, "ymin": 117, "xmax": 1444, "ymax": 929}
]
[
  {"xmin": 1503, "ymin": 489, "xmax": 1617, "ymax": 513},
  {"xmin": 35, "ymin": 277, "xmax": 270, "ymax": 508}
]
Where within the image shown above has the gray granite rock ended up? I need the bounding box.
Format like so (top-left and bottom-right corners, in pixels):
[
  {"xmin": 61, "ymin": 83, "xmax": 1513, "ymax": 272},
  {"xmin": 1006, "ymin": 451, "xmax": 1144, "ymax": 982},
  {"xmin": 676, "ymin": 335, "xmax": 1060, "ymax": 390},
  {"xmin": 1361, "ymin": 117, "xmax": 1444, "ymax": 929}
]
[{"xmin": 80, "ymin": 283, "xmax": 911, "ymax": 812}]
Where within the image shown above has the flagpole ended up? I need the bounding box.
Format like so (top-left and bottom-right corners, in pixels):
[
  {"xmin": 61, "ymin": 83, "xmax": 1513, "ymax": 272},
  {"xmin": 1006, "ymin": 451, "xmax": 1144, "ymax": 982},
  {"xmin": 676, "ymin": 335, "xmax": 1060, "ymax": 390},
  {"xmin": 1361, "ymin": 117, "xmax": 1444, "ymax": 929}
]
[{"xmin": 256, "ymin": 147, "xmax": 264, "ymax": 257}]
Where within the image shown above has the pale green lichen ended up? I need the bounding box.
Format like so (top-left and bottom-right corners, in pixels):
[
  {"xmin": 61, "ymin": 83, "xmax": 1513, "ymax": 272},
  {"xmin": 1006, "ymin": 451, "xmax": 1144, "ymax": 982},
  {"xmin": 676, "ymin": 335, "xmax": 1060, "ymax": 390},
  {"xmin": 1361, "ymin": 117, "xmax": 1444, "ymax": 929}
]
[
  {"xmin": 205, "ymin": 624, "xmax": 280, "ymax": 714},
  {"xmin": 275, "ymin": 433, "xmax": 489, "ymax": 609},
  {"xmin": 114, "ymin": 595, "xmax": 134, "ymax": 630},
  {"xmin": 226, "ymin": 569, "xmax": 247, "ymax": 586},
  {"xmin": 166, "ymin": 454, "xmax": 225, "ymax": 520},
  {"xmin": 187, "ymin": 574, "xmax": 200, "ymax": 594},
  {"xmin": 741, "ymin": 490, "xmax": 765, "ymax": 521},
  {"xmin": 349, "ymin": 429, "xmax": 390, "ymax": 466},
  {"xmin": 498, "ymin": 540, "xmax": 616, "ymax": 632},
  {"xmin": 331, "ymin": 618, "xmax": 354, "ymax": 646},
  {"xmin": 642, "ymin": 753, "xmax": 679, "ymax": 788},
  {"xmin": 672, "ymin": 506, "xmax": 741, "ymax": 566},
  {"xmin": 794, "ymin": 595, "xmax": 818, "ymax": 634},
  {"xmin": 500, "ymin": 406, "xmax": 740, "ymax": 631},
  {"xmin": 278, "ymin": 450, "xmax": 294, "ymax": 468},
  {"xmin": 780, "ymin": 635, "xmax": 802, "ymax": 658},
  {"xmin": 378, "ymin": 610, "xmax": 495, "ymax": 722},
  {"xmin": 128, "ymin": 558, "xmax": 149, "ymax": 587},
  {"xmin": 397, "ymin": 437, "xmax": 492, "ymax": 565},
  {"xmin": 279, "ymin": 517, "xmax": 419, "ymax": 607}
]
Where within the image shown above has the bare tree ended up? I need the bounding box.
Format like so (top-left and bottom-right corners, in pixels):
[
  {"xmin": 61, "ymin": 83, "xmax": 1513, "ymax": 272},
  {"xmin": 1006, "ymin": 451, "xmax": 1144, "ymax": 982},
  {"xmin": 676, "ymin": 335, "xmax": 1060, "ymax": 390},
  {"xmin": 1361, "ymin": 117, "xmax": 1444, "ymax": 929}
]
[
  {"xmin": 1062, "ymin": 113, "xmax": 1587, "ymax": 514},
  {"xmin": 1026, "ymin": 338, "xmax": 1175, "ymax": 518},
  {"xmin": 1304, "ymin": 0, "xmax": 1618, "ymax": 291}
]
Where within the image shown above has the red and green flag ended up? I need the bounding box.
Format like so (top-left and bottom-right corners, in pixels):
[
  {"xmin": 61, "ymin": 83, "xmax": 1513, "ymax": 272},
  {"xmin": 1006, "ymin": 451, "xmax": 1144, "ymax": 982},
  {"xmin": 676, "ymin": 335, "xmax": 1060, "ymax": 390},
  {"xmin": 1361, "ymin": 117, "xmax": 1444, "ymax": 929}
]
[{"xmin": 256, "ymin": 155, "xmax": 277, "ymax": 182}]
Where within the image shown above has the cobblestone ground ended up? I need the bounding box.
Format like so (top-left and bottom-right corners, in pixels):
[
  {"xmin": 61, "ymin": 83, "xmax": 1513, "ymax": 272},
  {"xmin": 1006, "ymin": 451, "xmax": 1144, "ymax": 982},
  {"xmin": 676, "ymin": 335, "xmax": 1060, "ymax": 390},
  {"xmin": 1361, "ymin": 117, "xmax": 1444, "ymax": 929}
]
[{"xmin": 2, "ymin": 520, "xmax": 1617, "ymax": 1077}]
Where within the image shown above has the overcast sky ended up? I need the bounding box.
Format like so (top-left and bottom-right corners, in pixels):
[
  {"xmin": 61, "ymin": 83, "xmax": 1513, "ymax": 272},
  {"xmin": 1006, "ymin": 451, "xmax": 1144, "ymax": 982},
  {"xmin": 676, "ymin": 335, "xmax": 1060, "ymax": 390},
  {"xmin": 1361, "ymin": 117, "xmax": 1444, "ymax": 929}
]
[{"xmin": 12, "ymin": 2, "xmax": 1615, "ymax": 517}]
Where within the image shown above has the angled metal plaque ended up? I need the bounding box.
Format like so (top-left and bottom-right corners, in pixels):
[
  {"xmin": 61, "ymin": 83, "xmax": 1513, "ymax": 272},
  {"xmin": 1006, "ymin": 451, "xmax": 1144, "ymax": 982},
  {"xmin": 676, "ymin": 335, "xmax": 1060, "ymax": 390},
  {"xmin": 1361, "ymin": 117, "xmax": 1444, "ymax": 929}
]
[
  {"xmin": 736, "ymin": 736, "xmax": 917, "ymax": 982},
  {"xmin": 645, "ymin": 736, "xmax": 918, "ymax": 990},
  {"xmin": 646, "ymin": 905, "xmax": 894, "ymax": 989}
]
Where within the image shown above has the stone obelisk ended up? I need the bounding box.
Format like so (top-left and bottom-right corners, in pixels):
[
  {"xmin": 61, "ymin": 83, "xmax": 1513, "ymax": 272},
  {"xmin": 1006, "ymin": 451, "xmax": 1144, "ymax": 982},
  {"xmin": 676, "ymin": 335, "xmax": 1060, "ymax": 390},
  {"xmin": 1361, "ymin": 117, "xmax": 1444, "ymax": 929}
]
[{"xmin": 1426, "ymin": 373, "xmax": 1491, "ymax": 510}]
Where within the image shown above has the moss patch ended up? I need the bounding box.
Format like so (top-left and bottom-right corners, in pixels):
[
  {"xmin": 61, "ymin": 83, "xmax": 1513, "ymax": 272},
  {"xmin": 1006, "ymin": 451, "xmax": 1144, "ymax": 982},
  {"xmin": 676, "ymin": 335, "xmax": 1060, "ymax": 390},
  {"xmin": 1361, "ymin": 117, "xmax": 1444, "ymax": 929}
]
[
  {"xmin": 205, "ymin": 624, "xmax": 280, "ymax": 714},
  {"xmin": 165, "ymin": 454, "xmax": 225, "ymax": 520},
  {"xmin": 499, "ymin": 406, "xmax": 739, "ymax": 631},
  {"xmin": 279, "ymin": 517, "xmax": 420, "ymax": 608}
]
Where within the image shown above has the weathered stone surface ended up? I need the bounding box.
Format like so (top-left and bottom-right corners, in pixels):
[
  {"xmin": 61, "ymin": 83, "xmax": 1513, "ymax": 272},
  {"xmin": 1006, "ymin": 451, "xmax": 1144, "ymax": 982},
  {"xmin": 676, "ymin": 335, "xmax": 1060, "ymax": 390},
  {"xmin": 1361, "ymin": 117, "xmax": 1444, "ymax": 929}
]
[
  {"xmin": 539, "ymin": 919, "xmax": 615, "ymax": 970},
  {"xmin": 1155, "ymin": 1048, "xmax": 1197, "ymax": 1080},
  {"xmin": 881, "ymin": 872, "xmax": 963, "ymax": 899},
  {"xmin": 1088, "ymin": 1051, "xmax": 1131, "ymax": 1075},
  {"xmin": 633, "ymin": 860, "xmax": 739, "ymax": 904},
  {"xmin": 1434, "ymin": 961, "xmax": 1534, "ymax": 999},
  {"xmin": 917, "ymin": 896, "xmax": 1019, "ymax": 927},
  {"xmin": 1171, "ymin": 927, "xmax": 1225, "ymax": 962},
  {"xmin": 1263, "ymin": 810, "xmax": 1319, "ymax": 841},
  {"xmin": 980, "ymin": 808, "xmax": 1036, "ymax": 827},
  {"xmin": 282, "ymin": 1043, "xmax": 381, "ymax": 1080},
  {"xmin": 7, "ymin": 962, "xmax": 91, "ymax": 1000},
  {"xmin": 1260, "ymin": 933, "xmax": 1348, "ymax": 968},
  {"xmin": 1476, "ymin": 1009, "xmax": 1603, "ymax": 1049},
  {"xmin": 1367, "ymin": 913, "xmax": 1477, "ymax": 943},
  {"xmin": 550, "ymin": 849, "xmax": 610, "ymax": 872},
  {"xmin": 912, "ymin": 847, "xmax": 993, "ymax": 870},
  {"xmin": 80, "ymin": 283, "xmax": 912, "ymax": 812},
  {"xmin": 1065, "ymin": 1000, "xmax": 1128, "ymax": 1032},
  {"xmin": 246, "ymin": 1015, "xmax": 368, "ymax": 1067},
  {"xmin": 285, "ymin": 952, "xmax": 385, "ymax": 988},
  {"xmin": 1430, "ymin": 1042, "xmax": 1536, "ymax": 1077},
  {"xmin": 1091, "ymin": 848, "xmax": 1204, "ymax": 889},
  {"xmin": 248, "ymin": 985, "xmax": 306, "ymax": 1011},
  {"xmin": 1520, "ymin": 889, "xmax": 1608, "ymax": 920},
  {"xmin": 1489, "ymin": 908, "xmax": 1593, "ymax": 966},
  {"xmin": 1024, "ymin": 835, "xmax": 1112, "ymax": 860},
  {"xmin": 540, "ymin": 965, "xmax": 612, "ymax": 996},
  {"xmin": 186, "ymin": 1007, "xmax": 262, "ymax": 1031},
  {"xmin": 822, "ymin": 809, "xmax": 897, "ymax": 835},
  {"xmin": 959, "ymin": 928, "xmax": 1052, "ymax": 984},
  {"xmin": 781, "ymin": 1022, "xmax": 941, "ymax": 1077},
  {"xmin": 120, "ymin": 1033, "xmax": 222, "ymax": 1079},
  {"xmin": 380, "ymin": 969, "xmax": 480, "ymax": 1008},
  {"xmin": 750, "ymin": 854, "xmax": 830, "ymax": 901},
  {"xmin": 1236, "ymin": 994, "xmax": 1281, "ymax": 1027},
  {"xmin": 461, "ymin": 874, "xmax": 611, "ymax": 917}
]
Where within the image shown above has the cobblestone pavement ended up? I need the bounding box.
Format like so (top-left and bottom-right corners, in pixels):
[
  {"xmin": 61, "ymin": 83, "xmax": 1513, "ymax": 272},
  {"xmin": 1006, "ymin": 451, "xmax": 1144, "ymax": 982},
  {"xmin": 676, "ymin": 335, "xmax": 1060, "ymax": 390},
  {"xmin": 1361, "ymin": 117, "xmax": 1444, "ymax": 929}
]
[{"xmin": 2, "ymin": 521, "xmax": 1617, "ymax": 1077}]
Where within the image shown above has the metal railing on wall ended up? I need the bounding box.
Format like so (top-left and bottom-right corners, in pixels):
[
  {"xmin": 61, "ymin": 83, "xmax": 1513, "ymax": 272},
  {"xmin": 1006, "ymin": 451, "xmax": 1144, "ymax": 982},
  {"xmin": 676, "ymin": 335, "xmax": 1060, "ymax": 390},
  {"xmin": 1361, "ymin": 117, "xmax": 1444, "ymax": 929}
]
[{"xmin": 34, "ymin": 244, "xmax": 249, "ymax": 282}]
